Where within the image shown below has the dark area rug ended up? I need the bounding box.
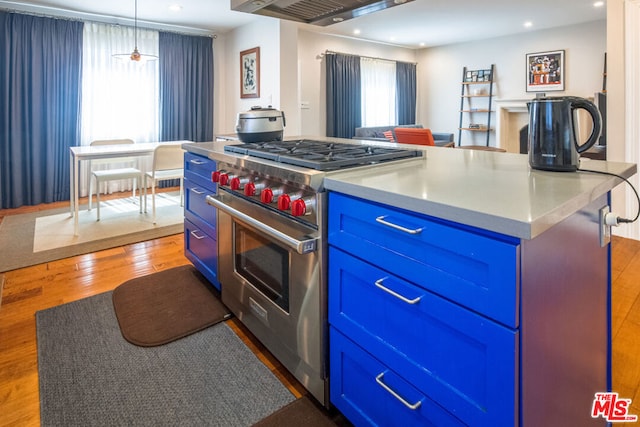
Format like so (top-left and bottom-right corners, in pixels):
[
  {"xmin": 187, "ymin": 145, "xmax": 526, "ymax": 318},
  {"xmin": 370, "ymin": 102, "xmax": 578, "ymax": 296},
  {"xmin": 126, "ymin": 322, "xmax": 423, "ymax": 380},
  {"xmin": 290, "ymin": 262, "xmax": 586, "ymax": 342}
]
[
  {"xmin": 36, "ymin": 291, "xmax": 296, "ymax": 426},
  {"xmin": 112, "ymin": 265, "xmax": 231, "ymax": 346},
  {"xmin": 253, "ymin": 395, "xmax": 352, "ymax": 427}
]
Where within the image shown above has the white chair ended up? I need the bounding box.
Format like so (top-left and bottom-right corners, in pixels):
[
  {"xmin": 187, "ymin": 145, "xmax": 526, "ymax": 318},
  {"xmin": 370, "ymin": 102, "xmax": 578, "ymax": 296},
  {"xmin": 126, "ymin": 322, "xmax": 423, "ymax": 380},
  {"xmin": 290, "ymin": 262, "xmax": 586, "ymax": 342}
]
[
  {"xmin": 144, "ymin": 143, "xmax": 185, "ymax": 224},
  {"xmin": 88, "ymin": 139, "xmax": 144, "ymax": 221}
]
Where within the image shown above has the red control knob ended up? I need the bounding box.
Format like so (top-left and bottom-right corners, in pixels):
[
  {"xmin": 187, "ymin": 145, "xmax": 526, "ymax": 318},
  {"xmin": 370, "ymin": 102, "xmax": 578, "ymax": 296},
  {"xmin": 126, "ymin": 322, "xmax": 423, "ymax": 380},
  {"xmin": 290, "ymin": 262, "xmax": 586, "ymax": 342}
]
[
  {"xmin": 211, "ymin": 171, "xmax": 221, "ymax": 183},
  {"xmin": 218, "ymin": 173, "xmax": 230, "ymax": 186},
  {"xmin": 291, "ymin": 199, "xmax": 307, "ymax": 216},
  {"xmin": 278, "ymin": 194, "xmax": 291, "ymax": 210},
  {"xmin": 244, "ymin": 182, "xmax": 256, "ymax": 196},
  {"xmin": 261, "ymin": 188, "xmax": 274, "ymax": 204},
  {"xmin": 230, "ymin": 177, "xmax": 241, "ymax": 190}
]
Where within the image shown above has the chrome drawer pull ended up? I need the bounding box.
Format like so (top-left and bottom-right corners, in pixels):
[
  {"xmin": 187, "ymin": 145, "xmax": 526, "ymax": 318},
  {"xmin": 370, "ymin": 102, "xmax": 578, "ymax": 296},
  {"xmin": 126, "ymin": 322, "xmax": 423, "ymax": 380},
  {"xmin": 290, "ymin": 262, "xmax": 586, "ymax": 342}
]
[
  {"xmin": 375, "ymin": 372, "xmax": 422, "ymax": 410},
  {"xmin": 374, "ymin": 278, "xmax": 422, "ymax": 304},
  {"xmin": 189, "ymin": 159, "xmax": 207, "ymax": 165},
  {"xmin": 375, "ymin": 215, "xmax": 423, "ymax": 235},
  {"xmin": 190, "ymin": 188, "xmax": 205, "ymax": 195},
  {"xmin": 190, "ymin": 230, "xmax": 206, "ymax": 240}
]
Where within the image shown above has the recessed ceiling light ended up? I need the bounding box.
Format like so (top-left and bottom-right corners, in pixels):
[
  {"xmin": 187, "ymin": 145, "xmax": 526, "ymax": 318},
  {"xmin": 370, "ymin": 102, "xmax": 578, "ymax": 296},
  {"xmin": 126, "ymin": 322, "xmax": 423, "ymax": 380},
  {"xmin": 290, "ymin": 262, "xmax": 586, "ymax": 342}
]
[
  {"xmin": 353, "ymin": 29, "xmax": 361, "ymax": 35},
  {"xmin": 169, "ymin": 4, "xmax": 183, "ymax": 12},
  {"xmin": 332, "ymin": 17, "xmax": 344, "ymax": 23},
  {"xmin": 419, "ymin": 42, "xmax": 426, "ymax": 47},
  {"xmin": 593, "ymin": 1, "xmax": 605, "ymax": 7},
  {"xmin": 524, "ymin": 21, "xmax": 533, "ymax": 28}
]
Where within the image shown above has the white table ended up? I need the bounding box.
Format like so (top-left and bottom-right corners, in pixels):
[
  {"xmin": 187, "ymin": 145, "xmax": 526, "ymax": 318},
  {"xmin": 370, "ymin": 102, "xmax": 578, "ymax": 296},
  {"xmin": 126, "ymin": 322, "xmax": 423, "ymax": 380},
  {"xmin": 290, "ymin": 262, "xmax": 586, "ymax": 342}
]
[{"xmin": 69, "ymin": 142, "xmax": 159, "ymax": 236}]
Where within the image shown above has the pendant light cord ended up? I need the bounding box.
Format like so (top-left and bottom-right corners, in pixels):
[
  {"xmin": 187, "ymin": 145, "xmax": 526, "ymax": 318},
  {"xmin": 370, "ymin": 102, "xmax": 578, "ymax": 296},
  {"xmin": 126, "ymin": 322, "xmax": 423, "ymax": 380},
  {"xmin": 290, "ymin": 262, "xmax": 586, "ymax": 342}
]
[{"xmin": 134, "ymin": 0, "xmax": 138, "ymax": 50}]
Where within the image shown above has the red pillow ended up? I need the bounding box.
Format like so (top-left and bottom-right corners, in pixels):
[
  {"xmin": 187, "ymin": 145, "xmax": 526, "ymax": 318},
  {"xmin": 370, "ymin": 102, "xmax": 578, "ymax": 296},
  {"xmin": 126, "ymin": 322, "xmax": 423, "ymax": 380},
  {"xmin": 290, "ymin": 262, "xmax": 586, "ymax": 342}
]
[{"xmin": 382, "ymin": 130, "xmax": 395, "ymax": 142}]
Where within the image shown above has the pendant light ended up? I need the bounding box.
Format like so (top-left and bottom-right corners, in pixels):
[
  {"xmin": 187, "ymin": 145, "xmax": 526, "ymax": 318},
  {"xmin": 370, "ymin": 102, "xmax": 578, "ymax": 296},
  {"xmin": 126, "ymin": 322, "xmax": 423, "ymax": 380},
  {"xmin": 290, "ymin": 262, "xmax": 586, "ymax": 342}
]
[{"xmin": 113, "ymin": 0, "xmax": 158, "ymax": 62}]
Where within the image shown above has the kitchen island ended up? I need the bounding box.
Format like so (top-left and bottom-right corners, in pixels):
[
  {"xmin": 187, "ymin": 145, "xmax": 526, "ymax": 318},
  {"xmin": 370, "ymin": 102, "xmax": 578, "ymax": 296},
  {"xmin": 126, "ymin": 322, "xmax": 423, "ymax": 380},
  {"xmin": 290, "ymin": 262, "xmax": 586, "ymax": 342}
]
[
  {"xmin": 182, "ymin": 139, "xmax": 636, "ymax": 426},
  {"xmin": 323, "ymin": 145, "xmax": 636, "ymax": 426}
]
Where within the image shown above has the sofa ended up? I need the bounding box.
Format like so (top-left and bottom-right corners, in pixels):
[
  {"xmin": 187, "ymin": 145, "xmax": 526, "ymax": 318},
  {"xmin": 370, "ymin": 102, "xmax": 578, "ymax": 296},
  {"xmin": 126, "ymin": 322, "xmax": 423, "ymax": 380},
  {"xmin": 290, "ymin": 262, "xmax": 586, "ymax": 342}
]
[{"xmin": 353, "ymin": 124, "xmax": 455, "ymax": 147}]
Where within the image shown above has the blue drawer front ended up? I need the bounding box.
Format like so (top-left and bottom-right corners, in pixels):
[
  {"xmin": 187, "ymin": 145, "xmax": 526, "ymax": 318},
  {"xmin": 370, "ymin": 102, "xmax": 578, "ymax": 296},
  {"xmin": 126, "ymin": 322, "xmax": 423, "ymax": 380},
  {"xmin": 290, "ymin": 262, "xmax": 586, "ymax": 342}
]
[
  {"xmin": 184, "ymin": 152, "xmax": 216, "ymax": 184},
  {"xmin": 328, "ymin": 192, "xmax": 519, "ymax": 327},
  {"xmin": 184, "ymin": 176, "xmax": 216, "ymax": 235},
  {"xmin": 329, "ymin": 247, "xmax": 518, "ymax": 426},
  {"xmin": 184, "ymin": 218, "xmax": 219, "ymax": 290},
  {"xmin": 330, "ymin": 328, "xmax": 465, "ymax": 427}
]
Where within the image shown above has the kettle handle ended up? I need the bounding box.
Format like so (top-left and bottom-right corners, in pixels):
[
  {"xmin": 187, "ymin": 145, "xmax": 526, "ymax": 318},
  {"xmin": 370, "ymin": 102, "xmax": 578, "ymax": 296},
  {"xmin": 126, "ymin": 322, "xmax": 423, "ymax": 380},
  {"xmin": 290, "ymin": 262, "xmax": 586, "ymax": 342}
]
[{"xmin": 569, "ymin": 97, "xmax": 602, "ymax": 154}]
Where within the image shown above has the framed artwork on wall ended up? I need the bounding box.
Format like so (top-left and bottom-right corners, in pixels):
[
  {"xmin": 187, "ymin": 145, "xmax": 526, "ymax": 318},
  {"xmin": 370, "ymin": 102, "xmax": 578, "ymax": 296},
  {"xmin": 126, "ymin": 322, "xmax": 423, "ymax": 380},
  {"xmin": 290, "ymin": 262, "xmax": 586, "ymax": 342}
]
[
  {"xmin": 240, "ymin": 47, "xmax": 260, "ymax": 99},
  {"xmin": 526, "ymin": 50, "xmax": 565, "ymax": 92}
]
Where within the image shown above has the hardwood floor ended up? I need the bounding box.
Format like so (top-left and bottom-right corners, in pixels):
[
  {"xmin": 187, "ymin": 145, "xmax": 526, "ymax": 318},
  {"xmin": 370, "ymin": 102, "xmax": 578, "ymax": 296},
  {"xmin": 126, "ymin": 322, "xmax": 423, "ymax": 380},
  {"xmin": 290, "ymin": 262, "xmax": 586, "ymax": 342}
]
[{"xmin": 1, "ymin": 197, "xmax": 639, "ymax": 425}]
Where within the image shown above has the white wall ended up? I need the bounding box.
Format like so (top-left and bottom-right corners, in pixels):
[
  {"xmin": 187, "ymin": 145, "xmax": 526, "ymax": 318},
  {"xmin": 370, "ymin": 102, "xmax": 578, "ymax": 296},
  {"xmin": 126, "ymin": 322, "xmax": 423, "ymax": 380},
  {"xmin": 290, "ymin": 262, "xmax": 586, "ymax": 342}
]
[
  {"xmin": 214, "ymin": 18, "xmax": 301, "ymax": 138},
  {"xmin": 417, "ymin": 20, "xmax": 606, "ymax": 146},
  {"xmin": 216, "ymin": 17, "xmax": 282, "ymax": 135}
]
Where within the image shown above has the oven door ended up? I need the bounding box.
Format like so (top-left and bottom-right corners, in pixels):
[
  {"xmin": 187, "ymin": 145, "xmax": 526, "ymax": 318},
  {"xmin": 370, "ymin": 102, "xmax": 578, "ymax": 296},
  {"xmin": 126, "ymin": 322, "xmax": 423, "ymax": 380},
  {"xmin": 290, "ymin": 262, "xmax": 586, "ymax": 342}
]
[{"xmin": 206, "ymin": 191, "xmax": 328, "ymax": 406}]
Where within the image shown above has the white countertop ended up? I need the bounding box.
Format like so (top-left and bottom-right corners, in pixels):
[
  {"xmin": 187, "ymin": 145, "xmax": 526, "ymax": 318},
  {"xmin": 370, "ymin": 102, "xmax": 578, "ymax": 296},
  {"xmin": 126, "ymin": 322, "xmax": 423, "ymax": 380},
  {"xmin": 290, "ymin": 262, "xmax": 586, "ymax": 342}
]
[
  {"xmin": 183, "ymin": 139, "xmax": 637, "ymax": 240},
  {"xmin": 323, "ymin": 146, "xmax": 636, "ymax": 239}
]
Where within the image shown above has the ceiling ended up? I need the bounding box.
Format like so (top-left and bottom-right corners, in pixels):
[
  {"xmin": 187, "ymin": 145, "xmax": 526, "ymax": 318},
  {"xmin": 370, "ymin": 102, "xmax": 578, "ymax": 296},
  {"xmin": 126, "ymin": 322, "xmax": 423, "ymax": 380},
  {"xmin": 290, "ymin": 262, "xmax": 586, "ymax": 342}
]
[{"xmin": 0, "ymin": 0, "xmax": 606, "ymax": 48}]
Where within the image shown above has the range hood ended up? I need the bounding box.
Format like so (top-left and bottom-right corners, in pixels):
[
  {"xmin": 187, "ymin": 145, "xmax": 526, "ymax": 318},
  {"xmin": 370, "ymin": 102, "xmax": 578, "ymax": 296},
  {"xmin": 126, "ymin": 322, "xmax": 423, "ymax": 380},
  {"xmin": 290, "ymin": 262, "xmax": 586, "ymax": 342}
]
[{"xmin": 231, "ymin": 0, "xmax": 414, "ymax": 26}]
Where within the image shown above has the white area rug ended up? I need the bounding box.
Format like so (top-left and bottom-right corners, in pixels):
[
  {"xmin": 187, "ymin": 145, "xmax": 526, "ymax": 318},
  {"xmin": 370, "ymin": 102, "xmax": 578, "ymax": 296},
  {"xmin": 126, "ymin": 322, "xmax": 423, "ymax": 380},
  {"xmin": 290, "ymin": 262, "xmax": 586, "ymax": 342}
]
[{"xmin": 33, "ymin": 193, "xmax": 183, "ymax": 253}]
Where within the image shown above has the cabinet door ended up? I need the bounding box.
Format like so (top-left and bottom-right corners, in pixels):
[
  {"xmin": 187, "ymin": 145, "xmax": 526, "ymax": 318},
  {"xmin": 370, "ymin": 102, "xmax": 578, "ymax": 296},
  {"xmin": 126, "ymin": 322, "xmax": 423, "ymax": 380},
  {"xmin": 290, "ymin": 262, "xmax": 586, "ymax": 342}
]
[
  {"xmin": 328, "ymin": 192, "xmax": 519, "ymax": 327},
  {"xmin": 330, "ymin": 328, "xmax": 466, "ymax": 427},
  {"xmin": 329, "ymin": 247, "xmax": 518, "ymax": 427},
  {"xmin": 184, "ymin": 177, "xmax": 216, "ymax": 236},
  {"xmin": 184, "ymin": 218, "xmax": 219, "ymax": 290},
  {"xmin": 184, "ymin": 152, "xmax": 216, "ymax": 184}
]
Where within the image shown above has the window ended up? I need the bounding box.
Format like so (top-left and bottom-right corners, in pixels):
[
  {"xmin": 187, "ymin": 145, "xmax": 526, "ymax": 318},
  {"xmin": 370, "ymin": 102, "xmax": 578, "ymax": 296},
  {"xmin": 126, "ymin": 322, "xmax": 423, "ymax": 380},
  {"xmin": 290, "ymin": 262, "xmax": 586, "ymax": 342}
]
[
  {"xmin": 81, "ymin": 22, "xmax": 160, "ymax": 147},
  {"xmin": 79, "ymin": 23, "xmax": 160, "ymax": 195},
  {"xmin": 360, "ymin": 57, "xmax": 397, "ymax": 127}
]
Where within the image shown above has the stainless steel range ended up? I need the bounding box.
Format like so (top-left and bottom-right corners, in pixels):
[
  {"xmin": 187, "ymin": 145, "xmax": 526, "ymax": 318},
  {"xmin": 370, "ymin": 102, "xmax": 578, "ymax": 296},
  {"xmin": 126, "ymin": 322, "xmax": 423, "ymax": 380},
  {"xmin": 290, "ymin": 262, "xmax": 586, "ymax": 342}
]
[{"xmin": 206, "ymin": 139, "xmax": 422, "ymax": 407}]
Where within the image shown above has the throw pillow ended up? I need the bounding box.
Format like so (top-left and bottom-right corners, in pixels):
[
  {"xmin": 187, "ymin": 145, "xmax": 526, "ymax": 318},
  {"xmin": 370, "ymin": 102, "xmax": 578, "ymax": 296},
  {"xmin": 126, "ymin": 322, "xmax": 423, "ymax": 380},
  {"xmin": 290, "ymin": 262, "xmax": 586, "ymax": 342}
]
[{"xmin": 382, "ymin": 130, "xmax": 395, "ymax": 142}]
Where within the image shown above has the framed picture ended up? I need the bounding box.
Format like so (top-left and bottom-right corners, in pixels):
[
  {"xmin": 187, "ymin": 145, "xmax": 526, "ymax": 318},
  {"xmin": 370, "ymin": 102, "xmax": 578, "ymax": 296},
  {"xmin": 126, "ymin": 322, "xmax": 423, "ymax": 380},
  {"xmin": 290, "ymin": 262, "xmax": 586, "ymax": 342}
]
[
  {"xmin": 240, "ymin": 47, "xmax": 260, "ymax": 99},
  {"xmin": 526, "ymin": 50, "xmax": 565, "ymax": 92}
]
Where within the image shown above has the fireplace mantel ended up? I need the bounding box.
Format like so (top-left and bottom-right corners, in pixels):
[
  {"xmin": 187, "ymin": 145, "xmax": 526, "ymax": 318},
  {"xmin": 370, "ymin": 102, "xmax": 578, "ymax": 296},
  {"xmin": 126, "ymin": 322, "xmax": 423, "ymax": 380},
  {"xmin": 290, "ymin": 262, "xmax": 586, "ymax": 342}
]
[{"xmin": 495, "ymin": 99, "xmax": 531, "ymax": 152}]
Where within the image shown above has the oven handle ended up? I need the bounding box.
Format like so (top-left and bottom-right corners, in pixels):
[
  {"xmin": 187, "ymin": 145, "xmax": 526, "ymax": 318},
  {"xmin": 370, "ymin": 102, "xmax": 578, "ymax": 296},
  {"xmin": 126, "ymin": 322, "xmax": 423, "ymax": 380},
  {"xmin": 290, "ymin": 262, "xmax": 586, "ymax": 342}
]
[{"xmin": 206, "ymin": 195, "xmax": 317, "ymax": 255}]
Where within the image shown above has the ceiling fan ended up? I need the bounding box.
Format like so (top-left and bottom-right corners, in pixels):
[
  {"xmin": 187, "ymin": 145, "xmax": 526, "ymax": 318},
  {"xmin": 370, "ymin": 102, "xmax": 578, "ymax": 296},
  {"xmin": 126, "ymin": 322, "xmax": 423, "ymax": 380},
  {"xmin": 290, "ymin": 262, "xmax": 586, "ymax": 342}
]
[{"xmin": 113, "ymin": 0, "xmax": 157, "ymax": 62}]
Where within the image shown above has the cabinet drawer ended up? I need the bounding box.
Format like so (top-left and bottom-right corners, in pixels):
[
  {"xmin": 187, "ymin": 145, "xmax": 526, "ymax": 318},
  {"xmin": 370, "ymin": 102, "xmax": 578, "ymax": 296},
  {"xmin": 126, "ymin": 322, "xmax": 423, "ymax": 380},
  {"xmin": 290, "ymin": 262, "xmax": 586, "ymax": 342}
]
[
  {"xmin": 184, "ymin": 152, "xmax": 216, "ymax": 185},
  {"xmin": 184, "ymin": 177, "xmax": 216, "ymax": 235},
  {"xmin": 329, "ymin": 247, "xmax": 518, "ymax": 426},
  {"xmin": 328, "ymin": 192, "xmax": 519, "ymax": 327},
  {"xmin": 184, "ymin": 218, "xmax": 219, "ymax": 290},
  {"xmin": 330, "ymin": 328, "xmax": 465, "ymax": 427}
]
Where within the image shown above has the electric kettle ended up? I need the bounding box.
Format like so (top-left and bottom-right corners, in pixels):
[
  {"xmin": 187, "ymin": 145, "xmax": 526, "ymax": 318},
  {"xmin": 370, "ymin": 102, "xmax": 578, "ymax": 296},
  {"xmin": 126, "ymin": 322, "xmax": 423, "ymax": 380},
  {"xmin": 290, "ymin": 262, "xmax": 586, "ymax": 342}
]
[{"xmin": 527, "ymin": 96, "xmax": 602, "ymax": 171}]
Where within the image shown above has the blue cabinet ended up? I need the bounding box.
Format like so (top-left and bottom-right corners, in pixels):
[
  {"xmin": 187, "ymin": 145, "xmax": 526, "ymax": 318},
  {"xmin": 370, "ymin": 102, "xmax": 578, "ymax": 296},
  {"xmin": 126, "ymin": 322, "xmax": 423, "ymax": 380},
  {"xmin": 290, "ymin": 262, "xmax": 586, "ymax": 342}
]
[
  {"xmin": 328, "ymin": 192, "xmax": 519, "ymax": 426},
  {"xmin": 183, "ymin": 152, "xmax": 220, "ymax": 290},
  {"xmin": 328, "ymin": 191, "xmax": 611, "ymax": 427}
]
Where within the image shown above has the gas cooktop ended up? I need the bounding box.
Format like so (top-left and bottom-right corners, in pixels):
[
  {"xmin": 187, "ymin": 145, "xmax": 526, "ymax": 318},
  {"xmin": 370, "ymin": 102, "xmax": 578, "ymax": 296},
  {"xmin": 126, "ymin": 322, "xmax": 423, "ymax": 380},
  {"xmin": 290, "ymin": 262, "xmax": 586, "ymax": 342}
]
[{"xmin": 224, "ymin": 139, "xmax": 423, "ymax": 171}]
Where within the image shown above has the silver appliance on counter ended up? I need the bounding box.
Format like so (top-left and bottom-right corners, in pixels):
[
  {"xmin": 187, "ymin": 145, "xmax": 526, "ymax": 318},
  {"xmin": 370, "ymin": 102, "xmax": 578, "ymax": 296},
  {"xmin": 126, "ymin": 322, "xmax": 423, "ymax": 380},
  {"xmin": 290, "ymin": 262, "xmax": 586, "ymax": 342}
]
[
  {"xmin": 235, "ymin": 106, "xmax": 285, "ymax": 143},
  {"xmin": 206, "ymin": 139, "xmax": 422, "ymax": 407}
]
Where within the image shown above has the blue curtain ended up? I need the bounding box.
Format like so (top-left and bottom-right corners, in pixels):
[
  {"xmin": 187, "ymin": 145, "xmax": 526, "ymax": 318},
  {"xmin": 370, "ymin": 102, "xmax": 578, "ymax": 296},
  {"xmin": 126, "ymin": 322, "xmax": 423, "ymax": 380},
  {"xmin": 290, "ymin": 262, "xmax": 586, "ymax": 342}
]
[
  {"xmin": 0, "ymin": 12, "xmax": 83, "ymax": 208},
  {"xmin": 396, "ymin": 61, "xmax": 417, "ymax": 125},
  {"xmin": 326, "ymin": 53, "xmax": 361, "ymax": 138},
  {"xmin": 159, "ymin": 32, "xmax": 213, "ymax": 142}
]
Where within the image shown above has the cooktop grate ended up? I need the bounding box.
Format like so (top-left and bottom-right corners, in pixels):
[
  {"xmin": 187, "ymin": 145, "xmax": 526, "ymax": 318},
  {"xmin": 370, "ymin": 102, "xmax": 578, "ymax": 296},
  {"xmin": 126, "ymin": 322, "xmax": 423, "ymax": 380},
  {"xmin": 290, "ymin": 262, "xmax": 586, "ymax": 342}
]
[{"xmin": 224, "ymin": 139, "xmax": 423, "ymax": 171}]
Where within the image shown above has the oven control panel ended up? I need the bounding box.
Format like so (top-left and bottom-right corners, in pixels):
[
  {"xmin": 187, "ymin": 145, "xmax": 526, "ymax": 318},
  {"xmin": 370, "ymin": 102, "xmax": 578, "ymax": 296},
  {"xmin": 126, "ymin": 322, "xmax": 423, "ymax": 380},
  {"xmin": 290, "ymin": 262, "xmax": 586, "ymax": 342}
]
[{"xmin": 211, "ymin": 163, "xmax": 318, "ymax": 226}]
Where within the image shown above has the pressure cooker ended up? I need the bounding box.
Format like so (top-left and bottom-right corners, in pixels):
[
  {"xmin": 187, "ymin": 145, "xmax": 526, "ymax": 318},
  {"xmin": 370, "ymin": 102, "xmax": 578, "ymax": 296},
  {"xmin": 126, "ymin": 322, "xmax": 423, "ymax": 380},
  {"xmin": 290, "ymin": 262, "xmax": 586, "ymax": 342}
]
[{"xmin": 235, "ymin": 106, "xmax": 286, "ymax": 143}]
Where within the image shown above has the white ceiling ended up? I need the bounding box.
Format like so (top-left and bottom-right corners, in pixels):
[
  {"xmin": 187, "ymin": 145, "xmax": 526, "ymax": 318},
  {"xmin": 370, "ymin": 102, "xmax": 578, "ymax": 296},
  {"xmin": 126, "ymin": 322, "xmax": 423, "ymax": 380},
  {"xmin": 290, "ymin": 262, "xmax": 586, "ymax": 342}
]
[{"xmin": 0, "ymin": 0, "xmax": 607, "ymax": 48}]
